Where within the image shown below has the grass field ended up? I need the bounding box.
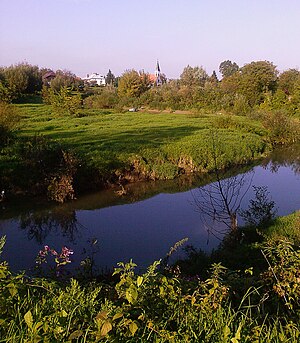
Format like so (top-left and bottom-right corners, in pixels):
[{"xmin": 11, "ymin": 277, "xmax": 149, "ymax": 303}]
[{"xmin": 15, "ymin": 104, "xmax": 269, "ymax": 179}]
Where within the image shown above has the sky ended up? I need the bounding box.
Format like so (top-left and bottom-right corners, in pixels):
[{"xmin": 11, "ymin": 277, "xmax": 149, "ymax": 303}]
[{"xmin": 1, "ymin": 0, "xmax": 300, "ymax": 79}]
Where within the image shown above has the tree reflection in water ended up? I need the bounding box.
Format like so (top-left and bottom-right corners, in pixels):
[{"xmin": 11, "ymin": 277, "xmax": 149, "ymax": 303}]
[
  {"xmin": 19, "ymin": 207, "xmax": 84, "ymax": 244},
  {"xmin": 191, "ymin": 171, "xmax": 254, "ymax": 240},
  {"xmin": 262, "ymin": 144, "xmax": 300, "ymax": 175}
]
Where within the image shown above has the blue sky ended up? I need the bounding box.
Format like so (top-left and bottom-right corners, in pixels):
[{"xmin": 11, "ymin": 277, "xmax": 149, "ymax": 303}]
[{"xmin": 1, "ymin": 0, "xmax": 300, "ymax": 78}]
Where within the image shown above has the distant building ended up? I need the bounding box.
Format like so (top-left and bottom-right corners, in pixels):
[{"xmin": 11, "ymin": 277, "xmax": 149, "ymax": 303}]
[
  {"xmin": 84, "ymin": 73, "xmax": 106, "ymax": 86},
  {"xmin": 149, "ymin": 61, "xmax": 163, "ymax": 86},
  {"xmin": 42, "ymin": 71, "xmax": 56, "ymax": 85}
]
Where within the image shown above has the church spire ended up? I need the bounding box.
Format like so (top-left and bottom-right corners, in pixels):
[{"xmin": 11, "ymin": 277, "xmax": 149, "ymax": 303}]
[
  {"xmin": 156, "ymin": 60, "xmax": 160, "ymax": 73},
  {"xmin": 155, "ymin": 60, "xmax": 162, "ymax": 86}
]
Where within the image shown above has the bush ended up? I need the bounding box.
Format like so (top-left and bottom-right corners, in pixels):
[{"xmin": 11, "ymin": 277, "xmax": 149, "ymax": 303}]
[
  {"xmin": 42, "ymin": 86, "xmax": 82, "ymax": 115},
  {"xmin": 83, "ymin": 89, "xmax": 118, "ymax": 109},
  {"xmin": 13, "ymin": 136, "xmax": 79, "ymax": 200},
  {"xmin": 263, "ymin": 110, "xmax": 300, "ymax": 144}
]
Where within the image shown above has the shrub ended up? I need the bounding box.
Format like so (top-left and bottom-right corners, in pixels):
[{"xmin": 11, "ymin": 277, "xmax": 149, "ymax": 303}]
[
  {"xmin": 261, "ymin": 238, "xmax": 300, "ymax": 311},
  {"xmin": 42, "ymin": 86, "xmax": 82, "ymax": 115},
  {"xmin": 14, "ymin": 136, "xmax": 79, "ymax": 200},
  {"xmin": 83, "ymin": 89, "xmax": 118, "ymax": 109},
  {"xmin": 263, "ymin": 110, "xmax": 300, "ymax": 145}
]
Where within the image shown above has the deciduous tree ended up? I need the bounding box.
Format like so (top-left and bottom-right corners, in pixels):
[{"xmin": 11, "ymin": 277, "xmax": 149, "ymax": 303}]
[
  {"xmin": 277, "ymin": 69, "xmax": 300, "ymax": 95},
  {"xmin": 118, "ymin": 70, "xmax": 151, "ymax": 97},
  {"xmin": 180, "ymin": 65, "xmax": 208, "ymax": 87},
  {"xmin": 219, "ymin": 60, "xmax": 239, "ymax": 78},
  {"xmin": 239, "ymin": 61, "xmax": 278, "ymax": 106},
  {"xmin": 3, "ymin": 63, "xmax": 42, "ymax": 95}
]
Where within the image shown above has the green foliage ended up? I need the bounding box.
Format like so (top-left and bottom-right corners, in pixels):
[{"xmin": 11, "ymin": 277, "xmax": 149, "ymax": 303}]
[
  {"xmin": 219, "ymin": 60, "xmax": 239, "ymax": 79},
  {"xmin": 180, "ymin": 65, "xmax": 208, "ymax": 87},
  {"xmin": 0, "ymin": 81, "xmax": 15, "ymax": 103},
  {"xmin": 0, "ymin": 134, "xmax": 79, "ymax": 200},
  {"xmin": 264, "ymin": 211, "xmax": 300, "ymax": 245},
  {"xmin": 42, "ymin": 86, "xmax": 82, "ymax": 115},
  {"xmin": 83, "ymin": 88, "xmax": 118, "ymax": 109},
  {"xmin": 261, "ymin": 238, "xmax": 300, "ymax": 311},
  {"xmin": 2, "ymin": 62, "xmax": 42, "ymax": 96},
  {"xmin": 262, "ymin": 110, "xmax": 300, "ymax": 145},
  {"xmin": 0, "ymin": 102, "xmax": 20, "ymax": 146},
  {"xmin": 239, "ymin": 61, "xmax": 278, "ymax": 107},
  {"xmin": 118, "ymin": 70, "xmax": 152, "ymax": 98},
  {"xmin": 277, "ymin": 68, "xmax": 300, "ymax": 95},
  {"xmin": 49, "ymin": 69, "xmax": 79, "ymax": 92},
  {"xmin": 0, "ymin": 234, "xmax": 299, "ymax": 342}
]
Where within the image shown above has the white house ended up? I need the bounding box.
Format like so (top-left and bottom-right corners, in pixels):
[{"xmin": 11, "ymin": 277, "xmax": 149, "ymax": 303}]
[{"xmin": 84, "ymin": 73, "xmax": 106, "ymax": 86}]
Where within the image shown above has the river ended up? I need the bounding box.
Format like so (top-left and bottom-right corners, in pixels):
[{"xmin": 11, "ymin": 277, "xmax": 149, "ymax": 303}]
[{"xmin": 0, "ymin": 144, "xmax": 299, "ymax": 274}]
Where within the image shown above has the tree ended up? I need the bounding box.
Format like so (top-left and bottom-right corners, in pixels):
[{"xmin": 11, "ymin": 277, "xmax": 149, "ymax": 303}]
[
  {"xmin": 118, "ymin": 70, "xmax": 151, "ymax": 97},
  {"xmin": 50, "ymin": 70, "xmax": 78, "ymax": 92},
  {"xmin": 42, "ymin": 86, "xmax": 82, "ymax": 115},
  {"xmin": 219, "ymin": 60, "xmax": 239, "ymax": 79},
  {"xmin": 210, "ymin": 70, "xmax": 219, "ymax": 84},
  {"xmin": 180, "ymin": 65, "xmax": 208, "ymax": 87},
  {"xmin": 3, "ymin": 62, "xmax": 42, "ymax": 95},
  {"xmin": 105, "ymin": 69, "xmax": 116, "ymax": 86},
  {"xmin": 239, "ymin": 61, "xmax": 278, "ymax": 106},
  {"xmin": 277, "ymin": 69, "xmax": 300, "ymax": 95}
]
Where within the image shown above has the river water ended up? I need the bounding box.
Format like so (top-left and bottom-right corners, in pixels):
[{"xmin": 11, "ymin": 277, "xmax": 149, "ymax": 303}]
[{"xmin": 0, "ymin": 145, "xmax": 299, "ymax": 274}]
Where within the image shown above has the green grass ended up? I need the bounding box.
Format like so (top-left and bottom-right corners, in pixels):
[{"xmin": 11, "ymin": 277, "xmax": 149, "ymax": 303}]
[
  {"xmin": 265, "ymin": 211, "xmax": 300, "ymax": 244},
  {"xmin": 15, "ymin": 104, "xmax": 269, "ymax": 177}
]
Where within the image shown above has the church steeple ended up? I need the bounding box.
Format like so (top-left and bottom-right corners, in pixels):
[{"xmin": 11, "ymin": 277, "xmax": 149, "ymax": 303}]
[
  {"xmin": 155, "ymin": 60, "xmax": 162, "ymax": 86},
  {"xmin": 156, "ymin": 60, "xmax": 160, "ymax": 73}
]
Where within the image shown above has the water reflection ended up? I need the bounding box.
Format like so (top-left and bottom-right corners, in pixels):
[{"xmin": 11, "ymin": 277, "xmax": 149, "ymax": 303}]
[
  {"xmin": 19, "ymin": 208, "xmax": 84, "ymax": 244},
  {"xmin": 191, "ymin": 171, "xmax": 254, "ymax": 239},
  {"xmin": 0, "ymin": 144, "xmax": 299, "ymax": 273},
  {"xmin": 262, "ymin": 144, "xmax": 300, "ymax": 175}
]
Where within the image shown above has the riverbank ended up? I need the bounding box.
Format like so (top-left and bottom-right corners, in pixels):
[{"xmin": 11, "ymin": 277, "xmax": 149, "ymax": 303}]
[
  {"xmin": 1, "ymin": 103, "xmax": 271, "ymax": 201},
  {"xmin": 0, "ymin": 211, "xmax": 299, "ymax": 342}
]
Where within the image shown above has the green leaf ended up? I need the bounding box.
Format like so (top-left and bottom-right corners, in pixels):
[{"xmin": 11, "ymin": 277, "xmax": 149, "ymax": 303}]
[
  {"xmin": 224, "ymin": 325, "xmax": 231, "ymax": 339},
  {"xmin": 112, "ymin": 313, "xmax": 123, "ymax": 321},
  {"xmin": 60, "ymin": 310, "xmax": 68, "ymax": 318},
  {"xmin": 101, "ymin": 320, "xmax": 112, "ymax": 336},
  {"xmin": 137, "ymin": 276, "xmax": 143, "ymax": 287},
  {"xmin": 125, "ymin": 286, "xmax": 138, "ymax": 304},
  {"xmin": 24, "ymin": 310, "xmax": 33, "ymax": 329},
  {"xmin": 231, "ymin": 323, "xmax": 242, "ymax": 343},
  {"xmin": 129, "ymin": 321, "xmax": 138, "ymax": 336},
  {"xmin": 7, "ymin": 283, "xmax": 18, "ymax": 297}
]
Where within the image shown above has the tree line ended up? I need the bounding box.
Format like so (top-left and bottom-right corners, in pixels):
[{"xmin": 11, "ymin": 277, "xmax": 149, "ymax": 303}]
[{"xmin": 1, "ymin": 60, "xmax": 300, "ymax": 117}]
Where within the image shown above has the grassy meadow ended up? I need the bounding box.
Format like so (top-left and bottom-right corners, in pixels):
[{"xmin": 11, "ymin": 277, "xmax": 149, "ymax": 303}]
[
  {"xmin": 1, "ymin": 101, "xmax": 299, "ymax": 341},
  {"xmin": 15, "ymin": 103, "xmax": 268, "ymax": 178}
]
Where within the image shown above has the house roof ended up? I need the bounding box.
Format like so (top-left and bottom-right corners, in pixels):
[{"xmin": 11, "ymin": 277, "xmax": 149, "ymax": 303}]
[
  {"xmin": 85, "ymin": 73, "xmax": 105, "ymax": 80},
  {"xmin": 43, "ymin": 71, "xmax": 56, "ymax": 79}
]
